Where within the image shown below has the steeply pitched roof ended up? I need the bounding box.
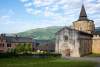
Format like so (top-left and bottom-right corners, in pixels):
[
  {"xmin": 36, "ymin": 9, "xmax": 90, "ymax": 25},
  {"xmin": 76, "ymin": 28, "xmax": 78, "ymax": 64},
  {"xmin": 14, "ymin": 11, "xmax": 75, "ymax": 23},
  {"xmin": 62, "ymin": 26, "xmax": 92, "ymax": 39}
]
[{"xmin": 78, "ymin": 5, "xmax": 89, "ymax": 21}]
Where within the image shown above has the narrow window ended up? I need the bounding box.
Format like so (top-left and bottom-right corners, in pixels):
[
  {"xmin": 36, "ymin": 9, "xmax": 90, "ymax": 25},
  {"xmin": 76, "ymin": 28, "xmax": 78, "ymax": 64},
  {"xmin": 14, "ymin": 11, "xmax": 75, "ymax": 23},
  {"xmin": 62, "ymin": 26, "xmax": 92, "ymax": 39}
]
[{"xmin": 64, "ymin": 35, "xmax": 68, "ymax": 41}]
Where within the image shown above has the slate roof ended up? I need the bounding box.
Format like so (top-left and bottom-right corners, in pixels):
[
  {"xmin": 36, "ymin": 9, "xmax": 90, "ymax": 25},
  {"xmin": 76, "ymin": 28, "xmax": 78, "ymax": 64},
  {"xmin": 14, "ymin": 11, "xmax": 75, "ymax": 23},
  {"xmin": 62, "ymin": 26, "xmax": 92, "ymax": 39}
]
[
  {"xmin": 56, "ymin": 26, "xmax": 93, "ymax": 36},
  {"xmin": 78, "ymin": 5, "xmax": 89, "ymax": 21},
  {"xmin": 1, "ymin": 34, "xmax": 32, "ymax": 43}
]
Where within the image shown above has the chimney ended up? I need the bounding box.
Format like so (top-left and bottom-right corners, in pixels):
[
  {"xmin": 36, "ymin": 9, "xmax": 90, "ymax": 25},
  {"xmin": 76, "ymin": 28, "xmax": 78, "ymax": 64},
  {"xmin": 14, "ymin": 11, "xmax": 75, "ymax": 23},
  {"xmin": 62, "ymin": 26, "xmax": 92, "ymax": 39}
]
[{"xmin": 1, "ymin": 34, "xmax": 6, "ymax": 37}]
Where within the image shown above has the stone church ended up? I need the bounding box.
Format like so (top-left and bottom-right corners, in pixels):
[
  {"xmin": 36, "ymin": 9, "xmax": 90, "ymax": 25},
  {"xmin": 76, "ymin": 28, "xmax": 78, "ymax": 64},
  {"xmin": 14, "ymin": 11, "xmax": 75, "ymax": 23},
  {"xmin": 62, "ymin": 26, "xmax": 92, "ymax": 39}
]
[{"xmin": 55, "ymin": 5, "xmax": 100, "ymax": 57}]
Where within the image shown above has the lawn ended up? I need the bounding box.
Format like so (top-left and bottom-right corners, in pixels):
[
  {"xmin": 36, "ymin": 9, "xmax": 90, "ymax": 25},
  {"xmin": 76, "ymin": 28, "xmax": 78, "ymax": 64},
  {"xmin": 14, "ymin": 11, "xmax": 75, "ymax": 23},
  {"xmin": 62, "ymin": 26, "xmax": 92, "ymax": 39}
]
[{"xmin": 0, "ymin": 56, "xmax": 98, "ymax": 67}]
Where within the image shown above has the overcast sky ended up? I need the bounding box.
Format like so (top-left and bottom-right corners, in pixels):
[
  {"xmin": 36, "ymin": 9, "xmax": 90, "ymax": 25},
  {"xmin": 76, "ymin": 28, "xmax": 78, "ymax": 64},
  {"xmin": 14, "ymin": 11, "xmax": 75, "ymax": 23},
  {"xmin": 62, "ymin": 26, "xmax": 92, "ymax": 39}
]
[{"xmin": 0, "ymin": 0, "xmax": 100, "ymax": 33}]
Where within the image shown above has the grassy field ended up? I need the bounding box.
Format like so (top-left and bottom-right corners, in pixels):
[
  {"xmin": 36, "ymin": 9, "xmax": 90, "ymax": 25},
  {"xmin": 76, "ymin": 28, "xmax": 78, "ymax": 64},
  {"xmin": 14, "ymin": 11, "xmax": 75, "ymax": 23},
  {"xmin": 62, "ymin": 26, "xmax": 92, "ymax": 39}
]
[{"xmin": 0, "ymin": 56, "xmax": 98, "ymax": 67}]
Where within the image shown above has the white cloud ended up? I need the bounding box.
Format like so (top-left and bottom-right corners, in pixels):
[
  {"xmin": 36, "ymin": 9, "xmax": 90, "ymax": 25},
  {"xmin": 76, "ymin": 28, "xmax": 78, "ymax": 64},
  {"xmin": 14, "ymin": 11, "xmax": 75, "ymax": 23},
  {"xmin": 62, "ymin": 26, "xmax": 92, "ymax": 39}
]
[
  {"xmin": 33, "ymin": 0, "xmax": 42, "ymax": 4},
  {"xmin": 26, "ymin": 7, "xmax": 33, "ymax": 14},
  {"xmin": 33, "ymin": 10, "xmax": 41, "ymax": 16},
  {"xmin": 1, "ymin": 0, "xmax": 100, "ymax": 33},
  {"xmin": 0, "ymin": 15, "xmax": 10, "ymax": 20},
  {"xmin": 24, "ymin": 2, "xmax": 33, "ymax": 7},
  {"xmin": 50, "ymin": 5, "xmax": 59, "ymax": 11},
  {"xmin": 20, "ymin": 0, "xmax": 100, "ymax": 17},
  {"xmin": 19, "ymin": 0, "xmax": 100, "ymax": 28},
  {"xmin": 0, "ymin": 9, "xmax": 15, "ymax": 24},
  {"xmin": 44, "ymin": 11, "xmax": 53, "ymax": 17},
  {"xmin": 22, "ymin": 0, "xmax": 81, "ymax": 17},
  {"xmin": 20, "ymin": 0, "xmax": 29, "ymax": 3},
  {"xmin": 96, "ymin": 0, "xmax": 100, "ymax": 3}
]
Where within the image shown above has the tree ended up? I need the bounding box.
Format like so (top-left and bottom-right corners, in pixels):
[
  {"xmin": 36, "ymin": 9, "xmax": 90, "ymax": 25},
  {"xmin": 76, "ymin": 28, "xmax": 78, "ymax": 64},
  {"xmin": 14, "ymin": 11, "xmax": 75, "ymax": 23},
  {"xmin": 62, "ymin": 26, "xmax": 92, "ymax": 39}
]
[
  {"xmin": 24, "ymin": 43, "xmax": 32, "ymax": 53},
  {"xmin": 15, "ymin": 43, "xmax": 32, "ymax": 54},
  {"xmin": 15, "ymin": 43, "xmax": 25, "ymax": 54}
]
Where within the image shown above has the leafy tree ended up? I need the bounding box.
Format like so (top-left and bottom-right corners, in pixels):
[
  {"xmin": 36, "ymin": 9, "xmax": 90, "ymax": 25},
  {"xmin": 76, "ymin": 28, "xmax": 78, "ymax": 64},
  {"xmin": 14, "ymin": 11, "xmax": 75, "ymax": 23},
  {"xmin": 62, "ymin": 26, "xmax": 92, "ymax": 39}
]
[{"xmin": 15, "ymin": 43, "xmax": 32, "ymax": 54}]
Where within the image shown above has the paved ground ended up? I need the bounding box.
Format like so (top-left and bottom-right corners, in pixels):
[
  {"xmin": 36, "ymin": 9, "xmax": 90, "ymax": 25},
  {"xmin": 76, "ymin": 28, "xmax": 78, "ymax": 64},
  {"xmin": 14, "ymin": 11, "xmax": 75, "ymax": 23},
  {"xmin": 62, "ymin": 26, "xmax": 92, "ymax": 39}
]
[
  {"xmin": 65, "ymin": 57, "xmax": 100, "ymax": 67},
  {"xmin": 96, "ymin": 64, "xmax": 100, "ymax": 67},
  {"xmin": 65, "ymin": 57, "xmax": 100, "ymax": 63}
]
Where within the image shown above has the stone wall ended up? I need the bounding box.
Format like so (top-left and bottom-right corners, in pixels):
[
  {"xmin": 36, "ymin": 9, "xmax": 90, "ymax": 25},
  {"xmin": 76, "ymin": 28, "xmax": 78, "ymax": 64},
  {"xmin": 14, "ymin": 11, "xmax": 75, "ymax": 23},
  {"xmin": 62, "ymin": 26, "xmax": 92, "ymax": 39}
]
[
  {"xmin": 92, "ymin": 35, "xmax": 100, "ymax": 54},
  {"xmin": 79, "ymin": 39, "xmax": 92, "ymax": 56},
  {"xmin": 0, "ymin": 37, "xmax": 7, "ymax": 53},
  {"xmin": 78, "ymin": 34, "xmax": 92, "ymax": 56},
  {"xmin": 55, "ymin": 28, "xmax": 81, "ymax": 57},
  {"xmin": 73, "ymin": 20, "xmax": 95, "ymax": 34}
]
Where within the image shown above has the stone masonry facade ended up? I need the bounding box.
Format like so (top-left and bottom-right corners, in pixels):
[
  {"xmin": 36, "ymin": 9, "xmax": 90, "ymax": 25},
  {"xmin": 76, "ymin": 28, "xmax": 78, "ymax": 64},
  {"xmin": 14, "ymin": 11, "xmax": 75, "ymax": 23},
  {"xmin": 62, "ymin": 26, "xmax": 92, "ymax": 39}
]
[{"xmin": 55, "ymin": 5, "xmax": 100, "ymax": 57}]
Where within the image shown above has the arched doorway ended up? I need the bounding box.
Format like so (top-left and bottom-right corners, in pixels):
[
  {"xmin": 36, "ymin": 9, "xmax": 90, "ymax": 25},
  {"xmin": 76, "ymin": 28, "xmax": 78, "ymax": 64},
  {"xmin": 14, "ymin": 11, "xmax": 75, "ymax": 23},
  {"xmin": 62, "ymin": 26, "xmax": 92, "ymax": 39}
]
[
  {"xmin": 62, "ymin": 48, "xmax": 70, "ymax": 57},
  {"xmin": 65, "ymin": 49, "xmax": 70, "ymax": 56}
]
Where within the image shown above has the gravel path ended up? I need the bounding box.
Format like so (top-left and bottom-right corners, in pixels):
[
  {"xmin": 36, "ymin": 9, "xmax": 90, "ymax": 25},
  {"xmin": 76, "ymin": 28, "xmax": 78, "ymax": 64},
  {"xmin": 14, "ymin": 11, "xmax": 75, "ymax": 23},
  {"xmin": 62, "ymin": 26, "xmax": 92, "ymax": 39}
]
[
  {"xmin": 95, "ymin": 64, "xmax": 100, "ymax": 67},
  {"xmin": 65, "ymin": 57, "xmax": 100, "ymax": 67}
]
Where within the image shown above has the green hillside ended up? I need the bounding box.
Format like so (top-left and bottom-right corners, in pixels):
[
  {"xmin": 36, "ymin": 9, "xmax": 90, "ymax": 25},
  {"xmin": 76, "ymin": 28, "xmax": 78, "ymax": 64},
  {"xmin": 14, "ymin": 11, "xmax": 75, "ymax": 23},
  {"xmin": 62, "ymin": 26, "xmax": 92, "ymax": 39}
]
[
  {"xmin": 17, "ymin": 26, "xmax": 64, "ymax": 40},
  {"xmin": 17, "ymin": 26, "xmax": 100, "ymax": 40},
  {"xmin": 94, "ymin": 27, "xmax": 100, "ymax": 34}
]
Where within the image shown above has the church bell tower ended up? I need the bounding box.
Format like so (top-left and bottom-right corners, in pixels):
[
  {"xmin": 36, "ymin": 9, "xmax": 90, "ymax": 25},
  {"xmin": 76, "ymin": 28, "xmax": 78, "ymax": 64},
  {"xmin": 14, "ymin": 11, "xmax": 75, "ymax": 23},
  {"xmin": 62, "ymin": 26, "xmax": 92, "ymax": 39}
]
[{"xmin": 73, "ymin": 5, "xmax": 95, "ymax": 34}]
